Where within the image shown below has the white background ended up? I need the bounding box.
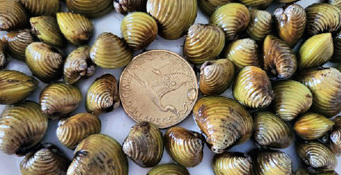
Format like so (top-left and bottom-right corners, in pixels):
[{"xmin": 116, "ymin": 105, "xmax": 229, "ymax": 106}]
[{"xmin": 0, "ymin": 0, "xmax": 340, "ymax": 174}]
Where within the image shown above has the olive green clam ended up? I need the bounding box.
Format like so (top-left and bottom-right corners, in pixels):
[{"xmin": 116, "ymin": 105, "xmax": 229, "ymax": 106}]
[
  {"xmin": 330, "ymin": 116, "xmax": 341, "ymax": 156},
  {"xmin": 2, "ymin": 29, "xmax": 35, "ymax": 61},
  {"xmin": 199, "ymin": 59, "xmax": 235, "ymax": 96},
  {"xmin": 147, "ymin": 164, "xmax": 189, "ymax": 175},
  {"xmin": 114, "ymin": 0, "xmax": 147, "ymax": 14},
  {"xmin": 0, "ymin": 40, "xmax": 6, "ymax": 69},
  {"xmin": 329, "ymin": 0, "xmax": 341, "ymax": 9},
  {"xmin": 122, "ymin": 122, "xmax": 163, "ymax": 167},
  {"xmin": 225, "ymin": 38, "xmax": 259, "ymax": 69},
  {"xmin": 246, "ymin": 9, "xmax": 272, "ymax": 42},
  {"xmin": 0, "ymin": 0, "xmax": 28, "ymax": 31},
  {"xmin": 20, "ymin": 0, "xmax": 60, "ymax": 16},
  {"xmin": 184, "ymin": 24, "xmax": 225, "ymax": 64},
  {"xmin": 67, "ymin": 134, "xmax": 128, "ymax": 175},
  {"xmin": 198, "ymin": 0, "xmax": 232, "ymax": 16},
  {"xmin": 253, "ymin": 150, "xmax": 293, "ymax": 175},
  {"xmin": 40, "ymin": 83, "xmax": 82, "ymax": 120},
  {"xmin": 213, "ymin": 152, "xmax": 253, "ymax": 175},
  {"xmin": 66, "ymin": 0, "xmax": 112, "ymax": 18},
  {"xmin": 0, "ymin": 70, "xmax": 38, "ymax": 105},
  {"xmin": 0, "ymin": 101, "xmax": 48, "ymax": 155},
  {"xmin": 193, "ymin": 96, "xmax": 253, "ymax": 154},
  {"xmin": 239, "ymin": 0, "xmax": 272, "ymax": 8}
]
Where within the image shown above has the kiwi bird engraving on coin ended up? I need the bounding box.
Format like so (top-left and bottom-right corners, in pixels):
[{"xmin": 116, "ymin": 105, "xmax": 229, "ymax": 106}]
[{"xmin": 120, "ymin": 50, "xmax": 198, "ymax": 128}]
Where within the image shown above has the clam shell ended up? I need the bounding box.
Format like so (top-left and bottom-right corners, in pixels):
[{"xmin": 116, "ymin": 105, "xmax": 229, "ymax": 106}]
[
  {"xmin": 147, "ymin": 163, "xmax": 189, "ymax": 175},
  {"xmin": 25, "ymin": 42, "xmax": 64, "ymax": 83},
  {"xmin": 86, "ymin": 74, "xmax": 120, "ymax": 115},
  {"xmin": 0, "ymin": 101, "xmax": 48, "ymax": 155},
  {"xmin": 0, "ymin": 0, "xmax": 28, "ymax": 31},
  {"xmin": 213, "ymin": 152, "xmax": 253, "ymax": 175},
  {"xmin": 66, "ymin": 0, "xmax": 112, "ymax": 18},
  {"xmin": 2, "ymin": 29, "xmax": 35, "ymax": 61},
  {"xmin": 210, "ymin": 3, "xmax": 250, "ymax": 41},
  {"xmin": 121, "ymin": 12, "xmax": 158, "ymax": 50},
  {"xmin": 246, "ymin": 9, "xmax": 272, "ymax": 42},
  {"xmin": 329, "ymin": 0, "xmax": 341, "ymax": 9},
  {"xmin": 56, "ymin": 12, "xmax": 93, "ymax": 45},
  {"xmin": 67, "ymin": 134, "xmax": 128, "ymax": 175},
  {"xmin": 330, "ymin": 119, "xmax": 341, "ymax": 156},
  {"xmin": 90, "ymin": 32, "xmax": 133, "ymax": 69},
  {"xmin": 0, "ymin": 40, "xmax": 6, "ymax": 69},
  {"xmin": 332, "ymin": 31, "xmax": 341, "ymax": 62},
  {"xmin": 122, "ymin": 122, "xmax": 163, "ymax": 167},
  {"xmin": 239, "ymin": 0, "xmax": 272, "ymax": 8},
  {"xmin": 334, "ymin": 116, "xmax": 341, "ymax": 126},
  {"xmin": 0, "ymin": 70, "xmax": 38, "ymax": 105},
  {"xmin": 193, "ymin": 96, "xmax": 253, "ymax": 154},
  {"xmin": 40, "ymin": 83, "xmax": 82, "ymax": 120},
  {"xmin": 225, "ymin": 38, "xmax": 259, "ymax": 69},
  {"xmin": 233, "ymin": 66, "xmax": 273, "ymax": 109},
  {"xmin": 254, "ymin": 150, "xmax": 293, "ymax": 175},
  {"xmin": 199, "ymin": 59, "xmax": 235, "ymax": 96},
  {"xmin": 114, "ymin": 0, "xmax": 147, "ymax": 14},
  {"xmin": 198, "ymin": 0, "xmax": 232, "ymax": 16},
  {"xmin": 184, "ymin": 23, "xmax": 225, "ymax": 64},
  {"xmin": 20, "ymin": 0, "xmax": 60, "ymax": 16}
]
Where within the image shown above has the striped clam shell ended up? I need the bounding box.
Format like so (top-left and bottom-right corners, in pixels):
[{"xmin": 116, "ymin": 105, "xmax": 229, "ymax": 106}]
[
  {"xmin": 0, "ymin": 101, "xmax": 48, "ymax": 155},
  {"xmin": 210, "ymin": 3, "xmax": 250, "ymax": 41},
  {"xmin": 20, "ymin": 0, "xmax": 60, "ymax": 16},
  {"xmin": 198, "ymin": 0, "xmax": 232, "ymax": 16},
  {"xmin": 2, "ymin": 29, "xmax": 35, "ymax": 61},
  {"xmin": 25, "ymin": 42, "xmax": 64, "ymax": 83},
  {"xmin": 147, "ymin": 0, "xmax": 197, "ymax": 40},
  {"xmin": 0, "ymin": 40, "xmax": 6, "ymax": 69},
  {"xmin": 90, "ymin": 32, "xmax": 133, "ymax": 69},
  {"xmin": 246, "ymin": 9, "xmax": 272, "ymax": 42},
  {"xmin": 332, "ymin": 31, "xmax": 341, "ymax": 62},
  {"xmin": 122, "ymin": 122, "xmax": 163, "ymax": 167},
  {"xmin": 67, "ymin": 134, "xmax": 128, "ymax": 175},
  {"xmin": 233, "ymin": 66, "xmax": 273, "ymax": 109},
  {"xmin": 121, "ymin": 12, "xmax": 158, "ymax": 50},
  {"xmin": 213, "ymin": 152, "xmax": 252, "ymax": 175},
  {"xmin": 193, "ymin": 96, "xmax": 253, "ymax": 154},
  {"xmin": 66, "ymin": 0, "xmax": 112, "ymax": 18},
  {"xmin": 225, "ymin": 38, "xmax": 259, "ymax": 69},
  {"xmin": 0, "ymin": 0, "xmax": 28, "ymax": 31},
  {"xmin": 329, "ymin": 0, "xmax": 341, "ymax": 9},
  {"xmin": 330, "ymin": 117, "xmax": 341, "ymax": 156},
  {"xmin": 147, "ymin": 164, "xmax": 189, "ymax": 175},
  {"xmin": 40, "ymin": 83, "xmax": 82, "ymax": 120},
  {"xmin": 57, "ymin": 113, "xmax": 101, "ymax": 149},
  {"xmin": 239, "ymin": 0, "xmax": 272, "ymax": 8},
  {"xmin": 254, "ymin": 150, "xmax": 293, "ymax": 175},
  {"xmin": 114, "ymin": 0, "xmax": 147, "ymax": 14}
]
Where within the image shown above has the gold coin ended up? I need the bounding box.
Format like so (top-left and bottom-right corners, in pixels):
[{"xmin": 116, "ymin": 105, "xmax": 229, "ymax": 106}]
[{"xmin": 120, "ymin": 50, "xmax": 198, "ymax": 128}]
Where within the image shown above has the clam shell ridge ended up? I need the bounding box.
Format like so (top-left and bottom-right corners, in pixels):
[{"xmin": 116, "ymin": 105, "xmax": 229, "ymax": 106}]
[
  {"xmin": 254, "ymin": 150, "xmax": 293, "ymax": 175},
  {"xmin": 330, "ymin": 126, "xmax": 341, "ymax": 156},
  {"xmin": 0, "ymin": 41, "xmax": 6, "ymax": 69},
  {"xmin": 2, "ymin": 29, "xmax": 35, "ymax": 61},
  {"xmin": 225, "ymin": 38, "xmax": 259, "ymax": 69},
  {"xmin": 246, "ymin": 9, "xmax": 272, "ymax": 42},
  {"xmin": 332, "ymin": 31, "xmax": 341, "ymax": 62},
  {"xmin": 0, "ymin": 0, "xmax": 28, "ymax": 31},
  {"xmin": 147, "ymin": 163, "xmax": 189, "ymax": 175},
  {"xmin": 198, "ymin": 0, "xmax": 232, "ymax": 16},
  {"xmin": 239, "ymin": 0, "xmax": 272, "ymax": 8},
  {"xmin": 213, "ymin": 152, "xmax": 253, "ymax": 175},
  {"xmin": 20, "ymin": 0, "xmax": 60, "ymax": 16},
  {"xmin": 329, "ymin": 0, "xmax": 341, "ymax": 9},
  {"xmin": 66, "ymin": 0, "xmax": 113, "ymax": 18},
  {"xmin": 114, "ymin": 0, "xmax": 147, "ymax": 14}
]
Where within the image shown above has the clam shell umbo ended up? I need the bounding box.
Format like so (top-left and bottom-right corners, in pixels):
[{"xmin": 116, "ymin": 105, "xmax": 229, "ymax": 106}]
[
  {"xmin": 246, "ymin": 9, "xmax": 272, "ymax": 42},
  {"xmin": 147, "ymin": 163, "xmax": 189, "ymax": 175},
  {"xmin": 253, "ymin": 150, "xmax": 293, "ymax": 175},
  {"xmin": 0, "ymin": 40, "xmax": 6, "ymax": 69},
  {"xmin": 114, "ymin": 0, "xmax": 147, "ymax": 14},
  {"xmin": 213, "ymin": 152, "xmax": 253, "ymax": 175},
  {"xmin": 20, "ymin": 0, "xmax": 60, "ymax": 16},
  {"xmin": 0, "ymin": 0, "xmax": 28, "ymax": 31},
  {"xmin": 66, "ymin": 0, "xmax": 112, "ymax": 18},
  {"xmin": 198, "ymin": 0, "xmax": 232, "ymax": 16},
  {"xmin": 239, "ymin": 0, "xmax": 272, "ymax": 8},
  {"xmin": 2, "ymin": 29, "xmax": 35, "ymax": 61},
  {"xmin": 225, "ymin": 38, "xmax": 259, "ymax": 69}
]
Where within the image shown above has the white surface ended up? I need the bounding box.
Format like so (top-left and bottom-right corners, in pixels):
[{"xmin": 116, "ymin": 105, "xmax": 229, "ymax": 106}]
[{"xmin": 0, "ymin": 0, "xmax": 340, "ymax": 174}]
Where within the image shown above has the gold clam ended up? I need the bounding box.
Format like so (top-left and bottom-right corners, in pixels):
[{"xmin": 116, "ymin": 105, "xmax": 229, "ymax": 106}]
[
  {"xmin": 239, "ymin": 0, "xmax": 272, "ymax": 8},
  {"xmin": 253, "ymin": 150, "xmax": 293, "ymax": 175},
  {"xmin": 20, "ymin": 0, "xmax": 60, "ymax": 16},
  {"xmin": 246, "ymin": 9, "xmax": 272, "ymax": 42},
  {"xmin": 0, "ymin": 40, "xmax": 6, "ymax": 69},
  {"xmin": 0, "ymin": 0, "xmax": 28, "ymax": 31},
  {"xmin": 198, "ymin": 0, "xmax": 232, "ymax": 16},
  {"xmin": 66, "ymin": 0, "xmax": 112, "ymax": 18},
  {"xmin": 114, "ymin": 0, "xmax": 147, "ymax": 14},
  {"xmin": 225, "ymin": 38, "xmax": 259, "ymax": 69},
  {"xmin": 213, "ymin": 152, "xmax": 253, "ymax": 175},
  {"xmin": 329, "ymin": 0, "xmax": 341, "ymax": 9},
  {"xmin": 147, "ymin": 163, "xmax": 189, "ymax": 175},
  {"xmin": 2, "ymin": 29, "xmax": 35, "ymax": 61}
]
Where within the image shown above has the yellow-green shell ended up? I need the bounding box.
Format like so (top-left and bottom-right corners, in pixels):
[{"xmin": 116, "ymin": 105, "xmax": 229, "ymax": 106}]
[
  {"xmin": 66, "ymin": 0, "xmax": 112, "ymax": 18},
  {"xmin": 0, "ymin": 0, "xmax": 28, "ymax": 31},
  {"xmin": 246, "ymin": 9, "xmax": 272, "ymax": 42},
  {"xmin": 114, "ymin": 0, "xmax": 147, "ymax": 14},
  {"xmin": 329, "ymin": 0, "xmax": 341, "ymax": 9},
  {"xmin": 147, "ymin": 164, "xmax": 189, "ymax": 175},
  {"xmin": 213, "ymin": 152, "xmax": 253, "ymax": 175},
  {"xmin": 2, "ymin": 29, "xmax": 35, "ymax": 61},
  {"xmin": 239, "ymin": 0, "xmax": 272, "ymax": 8},
  {"xmin": 254, "ymin": 150, "xmax": 293, "ymax": 175},
  {"xmin": 198, "ymin": 0, "xmax": 232, "ymax": 16},
  {"xmin": 225, "ymin": 38, "xmax": 259, "ymax": 69},
  {"xmin": 20, "ymin": 0, "xmax": 60, "ymax": 16}
]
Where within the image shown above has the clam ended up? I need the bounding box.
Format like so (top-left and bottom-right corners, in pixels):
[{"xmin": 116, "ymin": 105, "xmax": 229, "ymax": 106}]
[
  {"xmin": 296, "ymin": 169, "xmax": 339, "ymax": 175},
  {"xmin": 121, "ymin": 12, "xmax": 158, "ymax": 50},
  {"xmin": 122, "ymin": 122, "xmax": 163, "ymax": 167},
  {"xmin": 193, "ymin": 96, "xmax": 253, "ymax": 154},
  {"xmin": 2, "ymin": 29, "xmax": 35, "ymax": 61},
  {"xmin": 334, "ymin": 116, "xmax": 341, "ymax": 126},
  {"xmin": 56, "ymin": 113, "xmax": 101, "ymax": 149},
  {"xmin": 90, "ymin": 32, "xmax": 133, "ymax": 69},
  {"xmin": 210, "ymin": 3, "xmax": 250, "ymax": 41},
  {"xmin": 246, "ymin": 9, "xmax": 272, "ymax": 42},
  {"xmin": 0, "ymin": 70, "xmax": 38, "ymax": 105},
  {"xmin": 298, "ymin": 33, "xmax": 333, "ymax": 70},
  {"xmin": 297, "ymin": 68, "xmax": 341, "ymax": 117},
  {"xmin": 272, "ymin": 80, "xmax": 312, "ymax": 121},
  {"xmin": 274, "ymin": 4, "xmax": 306, "ymax": 48},
  {"xmin": 66, "ymin": 0, "xmax": 112, "ymax": 18},
  {"xmin": 199, "ymin": 59, "xmax": 235, "ymax": 96},
  {"xmin": 25, "ymin": 42, "xmax": 64, "ymax": 83},
  {"xmin": 40, "ymin": 83, "xmax": 82, "ymax": 120},
  {"xmin": 329, "ymin": 0, "xmax": 341, "ymax": 9},
  {"xmin": 0, "ymin": 0, "xmax": 28, "ymax": 31},
  {"xmin": 213, "ymin": 152, "xmax": 253, "ymax": 175},
  {"xmin": 294, "ymin": 113, "xmax": 335, "ymax": 140},
  {"xmin": 253, "ymin": 150, "xmax": 293, "ymax": 175},
  {"xmin": 63, "ymin": 46, "xmax": 95, "ymax": 84},
  {"xmin": 147, "ymin": 0, "xmax": 197, "ymax": 40},
  {"xmin": 198, "ymin": 0, "xmax": 232, "ymax": 16},
  {"xmin": 30, "ymin": 16, "xmax": 64, "ymax": 48},
  {"xmin": 233, "ymin": 66, "xmax": 273, "ymax": 109},
  {"xmin": 56, "ymin": 12, "xmax": 93, "ymax": 45},
  {"xmin": 164, "ymin": 127, "xmax": 204, "ymax": 167},
  {"xmin": 184, "ymin": 23, "xmax": 225, "ymax": 64},
  {"xmin": 263, "ymin": 35, "xmax": 297, "ymax": 79},
  {"xmin": 147, "ymin": 164, "xmax": 189, "ymax": 175},
  {"xmin": 20, "ymin": 0, "xmax": 60, "ymax": 16},
  {"xmin": 0, "ymin": 101, "xmax": 48, "ymax": 155},
  {"xmin": 67, "ymin": 134, "xmax": 128, "ymax": 175},
  {"xmin": 86, "ymin": 74, "xmax": 120, "ymax": 115},
  {"xmin": 20, "ymin": 143, "xmax": 69, "ymax": 175},
  {"xmin": 239, "ymin": 0, "xmax": 272, "ymax": 8},
  {"xmin": 225, "ymin": 38, "xmax": 259, "ymax": 69},
  {"xmin": 305, "ymin": 3, "xmax": 341, "ymax": 36},
  {"xmin": 330, "ymin": 116, "xmax": 341, "ymax": 156},
  {"xmin": 114, "ymin": 0, "xmax": 147, "ymax": 14},
  {"xmin": 0, "ymin": 41, "xmax": 6, "ymax": 69},
  {"xmin": 332, "ymin": 31, "xmax": 341, "ymax": 62}
]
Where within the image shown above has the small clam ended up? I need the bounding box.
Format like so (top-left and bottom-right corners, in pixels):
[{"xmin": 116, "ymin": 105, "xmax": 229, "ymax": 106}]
[
  {"xmin": 2, "ymin": 29, "xmax": 35, "ymax": 61},
  {"xmin": 0, "ymin": 0, "xmax": 28, "ymax": 31},
  {"xmin": 294, "ymin": 113, "xmax": 335, "ymax": 140},
  {"xmin": 0, "ymin": 70, "xmax": 38, "ymax": 105},
  {"xmin": 225, "ymin": 38, "xmax": 259, "ymax": 69},
  {"xmin": 233, "ymin": 66, "xmax": 273, "ymax": 109},
  {"xmin": 25, "ymin": 42, "xmax": 64, "ymax": 83},
  {"xmin": 40, "ymin": 83, "xmax": 82, "ymax": 120},
  {"xmin": 20, "ymin": 0, "xmax": 60, "ymax": 16},
  {"xmin": 210, "ymin": 3, "xmax": 250, "ymax": 41},
  {"xmin": 90, "ymin": 32, "xmax": 133, "ymax": 69},
  {"xmin": 0, "ymin": 41, "xmax": 6, "ymax": 69},
  {"xmin": 239, "ymin": 0, "xmax": 272, "ymax": 8},
  {"xmin": 164, "ymin": 127, "xmax": 204, "ymax": 167},
  {"xmin": 67, "ymin": 134, "xmax": 128, "ymax": 175},
  {"xmin": 122, "ymin": 122, "xmax": 163, "ymax": 167},
  {"xmin": 198, "ymin": 0, "xmax": 232, "ymax": 16},
  {"xmin": 114, "ymin": 0, "xmax": 147, "ymax": 14},
  {"xmin": 298, "ymin": 33, "xmax": 333, "ymax": 70},
  {"xmin": 56, "ymin": 12, "xmax": 93, "ymax": 45},
  {"xmin": 306, "ymin": 3, "xmax": 341, "ymax": 36},
  {"xmin": 253, "ymin": 150, "xmax": 293, "ymax": 175},
  {"xmin": 121, "ymin": 12, "xmax": 158, "ymax": 50},
  {"xmin": 147, "ymin": 0, "xmax": 197, "ymax": 40},
  {"xmin": 263, "ymin": 35, "xmax": 297, "ymax": 79},
  {"xmin": 329, "ymin": 116, "xmax": 341, "ymax": 156},
  {"xmin": 184, "ymin": 24, "xmax": 225, "ymax": 64},
  {"xmin": 147, "ymin": 164, "xmax": 189, "ymax": 175},
  {"xmin": 213, "ymin": 152, "xmax": 253, "ymax": 175},
  {"xmin": 246, "ymin": 9, "xmax": 272, "ymax": 42},
  {"xmin": 274, "ymin": 4, "xmax": 306, "ymax": 48},
  {"xmin": 272, "ymin": 80, "xmax": 312, "ymax": 121},
  {"xmin": 86, "ymin": 74, "xmax": 120, "ymax": 115},
  {"xmin": 20, "ymin": 143, "xmax": 69, "ymax": 175},
  {"xmin": 0, "ymin": 101, "xmax": 48, "ymax": 155},
  {"xmin": 56, "ymin": 113, "xmax": 101, "ymax": 149},
  {"xmin": 193, "ymin": 96, "xmax": 253, "ymax": 154},
  {"xmin": 199, "ymin": 59, "xmax": 235, "ymax": 96},
  {"xmin": 329, "ymin": 0, "xmax": 341, "ymax": 9},
  {"xmin": 66, "ymin": 0, "xmax": 112, "ymax": 18},
  {"xmin": 63, "ymin": 46, "xmax": 95, "ymax": 84}
]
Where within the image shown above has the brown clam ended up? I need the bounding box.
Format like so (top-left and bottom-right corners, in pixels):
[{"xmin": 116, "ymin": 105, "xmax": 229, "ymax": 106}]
[
  {"xmin": 253, "ymin": 150, "xmax": 293, "ymax": 175},
  {"xmin": 330, "ymin": 116, "xmax": 341, "ymax": 156},
  {"xmin": 66, "ymin": 0, "xmax": 112, "ymax": 18},
  {"xmin": 114, "ymin": 0, "xmax": 147, "ymax": 14},
  {"xmin": 0, "ymin": 40, "xmax": 6, "ymax": 69},
  {"xmin": 213, "ymin": 152, "xmax": 253, "ymax": 175},
  {"xmin": 0, "ymin": 0, "xmax": 28, "ymax": 31},
  {"xmin": 225, "ymin": 38, "xmax": 259, "ymax": 69},
  {"xmin": 198, "ymin": 0, "xmax": 232, "ymax": 16},
  {"xmin": 239, "ymin": 0, "xmax": 272, "ymax": 8},
  {"xmin": 246, "ymin": 9, "xmax": 272, "ymax": 42},
  {"xmin": 2, "ymin": 29, "xmax": 35, "ymax": 61},
  {"xmin": 332, "ymin": 31, "xmax": 341, "ymax": 62},
  {"xmin": 20, "ymin": 0, "xmax": 60, "ymax": 16}
]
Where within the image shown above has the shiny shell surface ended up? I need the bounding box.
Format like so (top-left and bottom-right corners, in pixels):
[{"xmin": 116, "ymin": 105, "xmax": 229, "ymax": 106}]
[
  {"xmin": 198, "ymin": 0, "xmax": 232, "ymax": 16},
  {"xmin": 66, "ymin": 0, "xmax": 113, "ymax": 18},
  {"xmin": 0, "ymin": 0, "xmax": 28, "ymax": 31},
  {"xmin": 147, "ymin": 163, "xmax": 189, "ymax": 175},
  {"xmin": 2, "ymin": 29, "xmax": 35, "ymax": 61},
  {"xmin": 254, "ymin": 150, "xmax": 293, "ymax": 175},
  {"xmin": 246, "ymin": 9, "xmax": 272, "ymax": 42},
  {"xmin": 20, "ymin": 0, "xmax": 60, "ymax": 16},
  {"xmin": 213, "ymin": 152, "xmax": 253, "ymax": 175},
  {"xmin": 226, "ymin": 38, "xmax": 259, "ymax": 69},
  {"xmin": 114, "ymin": 0, "xmax": 147, "ymax": 14}
]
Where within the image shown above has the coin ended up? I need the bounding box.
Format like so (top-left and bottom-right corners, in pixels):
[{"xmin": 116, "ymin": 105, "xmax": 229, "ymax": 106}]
[{"xmin": 120, "ymin": 50, "xmax": 198, "ymax": 128}]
